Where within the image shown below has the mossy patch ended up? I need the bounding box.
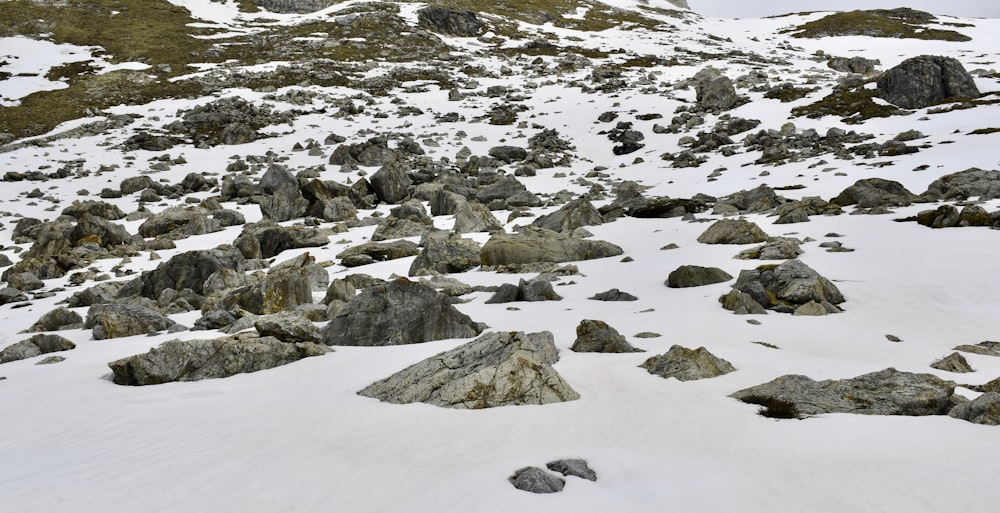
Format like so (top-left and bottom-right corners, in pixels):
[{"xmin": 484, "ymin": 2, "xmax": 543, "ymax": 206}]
[
  {"xmin": 791, "ymin": 87, "xmax": 902, "ymax": 124},
  {"xmin": 786, "ymin": 9, "xmax": 971, "ymax": 42}
]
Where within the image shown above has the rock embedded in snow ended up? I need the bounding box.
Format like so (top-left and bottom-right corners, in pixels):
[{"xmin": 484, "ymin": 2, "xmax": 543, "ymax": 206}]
[
  {"xmin": 131, "ymin": 247, "xmax": 246, "ymax": 299},
  {"xmin": 108, "ymin": 333, "xmax": 329, "ymax": 386},
  {"xmin": 509, "ymin": 467, "xmax": 565, "ymax": 494},
  {"xmin": 696, "ymin": 219, "xmax": 769, "ymax": 245},
  {"xmin": 322, "ymin": 278, "xmax": 482, "ymax": 346},
  {"xmin": 416, "ymin": 6, "xmax": 487, "ymax": 37},
  {"xmin": 930, "ymin": 352, "xmax": 974, "ymax": 373},
  {"xmin": 203, "ymin": 257, "xmax": 318, "ymax": 315},
  {"xmin": 921, "ymin": 168, "xmax": 1000, "ymax": 201},
  {"xmin": 547, "ymin": 459, "xmax": 597, "ymax": 482},
  {"xmin": 337, "ymin": 240, "xmax": 420, "ymax": 267},
  {"xmin": 25, "ymin": 306, "xmax": 84, "ymax": 332},
  {"xmin": 728, "ymin": 259, "xmax": 845, "ymax": 314},
  {"xmin": 693, "ymin": 67, "xmax": 740, "ymax": 112},
  {"xmin": 589, "ymin": 288, "xmax": 638, "ymax": 301},
  {"xmin": 640, "ymin": 345, "xmax": 735, "ymax": 381},
  {"xmin": 253, "ymin": 311, "xmax": 321, "ymax": 344},
  {"xmin": 666, "ymin": 265, "xmax": 733, "ymax": 288},
  {"xmin": 358, "ymin": 331, "xmax": 579, "ymax": 409},
  {"xmin": 480, "ymin": 226, "xmax": 623, "ymax": 266},
  {"xmin": 948, "ymin": 393, "xmax": 1000, "ymax": 425},
  {"xmin": 954, "ymin": 341, "xmax": 1000, "ymax": 357},
  {"xmin": 530, "ymin": 198, "xmax": 605, "ymax": 234},
  {"xmin": 877, "ymin": 55, "xmax": 980, "ymax": 109},
  {"xmin": 485, "ymin": 277, "xmax": 562, "ymax": 304},
  {"xmin": 571, "ymin": 319, "xmax": 642, "ymax": 353},
  {"xmin": 408, "ymin": 231, "xmax": 481, "ymax": 276},
  {"xmin": 731, "ymin": 368, "xmax": 960, "ymax": 417},
  {"xmin": 0, "ymin": 334, "xmax": 75, "ymax": 364},
  {"xmin": 832, "ymin": 178, "xmax": 919, "ymax": 209},
  {"xmin": 86, "ymin": 304, "xmax": 176, "ymax": 340},
  {"xmin": 735, "ymin": 238, "xmax": 803, "ymax": 260}
]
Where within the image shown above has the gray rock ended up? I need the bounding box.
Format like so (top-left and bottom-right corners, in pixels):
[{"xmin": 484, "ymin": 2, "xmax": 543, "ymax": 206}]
[
  {"xmin": 138, "ymin": 206, "xmax": 222, "ymax": 238},
  {"xmin": 254, "ymin": 311, "xmax": 321, "ymax": 343},
  {"xmin": 715, "ymin": 185, "xmax": 782, "ymax": 213},
  {"xmin": 259, "ymin": 164, "xmax": 297, "ymax": 195},
  {"xmin": 571, "ymin": 319, "xmax": 642, "ymax": 353},
  {"xmin": 694, "ymin": 67, "xmax": 739, "ymax": 111},
  {"xmin": 134, "ymin": 246, "xmax": 246, "ymax": 298},
  {"xmin": 258, "ymin": 184, "xmax": 309, "ymax": 222},
  {"xmin": 488, "ymin": 145, "xmax": 527, "ymax": 164},
  {"xmin": 203, "ymin": 258, "xmax": 316, "ymax": 315},
  {"xmin": 921, "ymin": 168, "xmax": 1000, "ymax": 201},
  {"xmin": 0, "ymin": 334, "xmax": 76, "ymax": 364},
  {"xmin": 322, "ymin": 278, "xmax": 482, "ymax": 346},
  {"xmin": 62, "ymin": 200, "xmax": 127, "ymax": 220},
  {"xmin": 203, "ymin": 267, "xmax": 257, "ymax": 296},
  {"xmin": 954, "ymin": 341, "xmax": 1000, "ymax": 357},
  {"xmin": 773, "ymin": 197, "xmax": 842, "ymax": 224},
  {"xmin": 234, "ymin": 220, "xmax": 330, "ymax": 259},
  {"xmin": 696, "ymin": 219, "xmax": 769, "ymax": 245},
  {"xmin": 370, "ymin": 216, "xmax": 433, "ymax": 242},
  {"xmin": 828, "ymin": 56, "xmax": 880, "ymax": 74},
  {"xmin": 792, "ymin": 300, "xmax": 841, "ymax": 316},
  {"xmin": 476, "ymin": 175, "xmax": 534, "ymax": 205},
  {"xmin": 370, "ymin": 161, "xmax": 412, "ymax": 204},
  {"xmin": 509, "ymin": 467, "xmax": 565, "ymax": 494},
  {"xmin": 931, "ymin": 352, "xmax": 975, "ymax": 373},
  {"xmin": 192, "ymin": 310, "xmax": 239, "ymax": 331},
  {"xmin": 735, "ymin": 238, "xmax": 803, "ymax": 260},
  {"xmin": 416, "ymin": 6, "xmax": 487, "ymax": 37},
  {"xmin": 730, "ymin": 259, "xmax": 844, "ymax": 312},
  {"xmin": 640, "ymin": 345, "xmax": 736, "ymax": 381},
  {"xmin": 948, "ymin": 392, "xmax": 1000, "ymax": 425},
  {"xmin": 666, "ymin": 265, "xmax": 733, "ymax": 288},
  {"xmin": 481, "ymin": 226, "xmax": 623, "ymax": 266},
  {"xmin": 25, "ymin": 307, "xmax": 84, "ymax": 332},
  {"xmin": 66, "ymin": 281, "xmax": 125, "ymax": 307},
  {"xmin": 0, "ymin": 287, "xmax": 28, "ymax": 305},
  {"xmin": 108, "ymin": 333, "xmax": 329, "ymax": 385},
  {"xmin": 485, "ymin": 278, "xmax": 561, "ymax": 304},
  {"xmin": 337, "ymin": 240, "xmax": 420, "ymax": 267},
  {"xmin": 731, "ymin": 368, "xmax": 959, "ymax": 417},
  {"xmin": 8, "ymin": 272, "xmax": 44, "ymax": 291},
  {"xmin": 719, "ymin": 289, "xmax": 767, "ymax": 315},
  {"xmin": 69, "ymin": 213, "xmax": 134, "ymax": 248},
  {"xmin": 530, "ymin": 198, "xmax": 605, "ymax": 234},
  {"xmin": 86, "ymin": 304, "xmax": 176, "ymax": 340},
  {"xmin": 589, "ymin": 288, "xmax": 638, "ymax": 301},
  {"xmin": 408, "ymin": 232, "xmax": 481, "ymax": 276},
  {"xmin": 36, "ymin": 356, "xmax": 66, "ymax": 365},
  {"xmin": 358, "ymin": 331, "xmax": 579, "ymax": 408},
  {"xmin": 832, "ymin": 178, "xmax": 918, "ymax": 208},
  {"xmin": 453, "ymin": 200, "xmax": 504, "ymax": 233},
  {"xmin": 546, "ymin": 459, "xmax": 597, "ymax": 482},
  {"xmin": 877, "ymin": 55, "xmax": 980, "ymax": 109}
]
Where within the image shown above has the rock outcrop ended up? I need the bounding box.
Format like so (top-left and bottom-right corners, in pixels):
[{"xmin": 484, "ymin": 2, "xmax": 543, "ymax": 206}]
[
  {"xmin": 725, "ymin": 259, "xmax": 845, "ymax": 314},
  {"xmin": 358, "ymin": 331, "xmax": 579, "ymax": 409},
  {"xmin": 877, "ymin": 55, "xmax": 980, "ymax": 108},
  {"xmin": 948, "ymin": 392, "xmax": 1000, "ymax": 425},
  {"xmin": 640, "ymin": 345, "xmax": 736, "ymax": 381},
  {"xmin": 571, "ymin": 319, "xmax": 643, "ymax": 353}
]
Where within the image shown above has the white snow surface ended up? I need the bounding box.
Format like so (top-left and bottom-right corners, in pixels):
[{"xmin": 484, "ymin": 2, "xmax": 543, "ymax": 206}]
[{"xmin": 2, "ymin": 2, "xmax": 1000, "ymax": 512}]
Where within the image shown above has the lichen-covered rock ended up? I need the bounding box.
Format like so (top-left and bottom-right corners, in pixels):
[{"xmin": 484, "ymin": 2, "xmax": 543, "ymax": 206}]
[
  {"xmin": 832, "ymin": 178, "xmax": 918, "ymax": 208},
  {"xmin": 948, "ymin": 392, "xmax": 1000, "ymax": 425},
  {"xmin": 931, "ymin": 352, "xmax": 974, "ymax": 373},
  {"xmin": 108, "ymin": 333, "xmax": 329, "ymax": 385},
  {"xmin": 133, "ymin": 246, "xmax": 246, "ymax": 299},
  {"xmin": 408, "ymin": 231, "xmax": 481, "ymax": 276},
  {"xmin": 253, "ymin": 311, "xmax": 321, "ymax": 343},
  {"xmin": 0, "ymin": 334, "xmax": 76, "ymax": 364},
  {"xmin": 571, "ymin": 319, "xmax": 642, "ymax": 353},
  {"xmin": 86, "ymin": 304, "xmax": 176, "ymax": 340},
  {"xmin": 731, "ymin": 368, "xmax": 958, "ymax": 417},
  {"xmin": 452, "ymin": 200, "xmax": 504, "ymax": 233},
  {"xmin": 481, "ymin": 226, "xmax": 623, "ymax": 266},
  {"xmin": 62, "ymin": 200, "xmax": 126, "ymax": 220},
  {"xmin": 204, "ymin": 258, "xmax": 317, "ymax": 315},
  {"xmin": 730, "ymin": 259, "xmax": 845, "ymax": 313},
  {"xmin": 696, "ymin": 219, "xmax": 769, "ymax": 245},
  {"xmin": 640, "ymin": 345, "xmax": 735, "ymax": 381},
  {"xmin": 877, "ymin": 55, "xmax": 980, "ymax": 109},
  {"xmin": 719, "ymin": 289, "xmax": 767, "ymax": 315},
  {"xmin": 358, "ymin": 331, "xmax": 579, "ymax": 408},
  {"xmin": 735, "ymin": 238, "xmax": 803, "ymax": 260},
  {"xmin": 322, "ymin": 278, "xmax": 482, "ymax": 346},
  {"xmin": 921, "ymin": 168, "xmax": 1000, "ymax": 201},
  {"xmin": 530, "ymin": 198, "xmax": 605, "ymax": 234},
  {"xmin": 138, "ymin": 206, "xmax": 222, "ymax": 238},
  {"xmin": 666, "ymin": 265, "xmax": 733, "ymax": 288},
  {"xmin": 25, "ymin": 307, "xmax": 84, "ymax": 332}
]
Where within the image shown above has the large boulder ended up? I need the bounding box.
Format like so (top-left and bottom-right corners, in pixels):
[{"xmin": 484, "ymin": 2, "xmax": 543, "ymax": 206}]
[
  {"xmin": 138, "ymin": 206, "xmax": 223, "ymax": 239},
  {"xmin": 233, "ymin": 220, "xmax": 330, "ymax": 259},
  {"xmin": 640, "ymin": 345, "xmax": 735, "ymax": 381},
  {"xmin": 877, "ymin": 55, "xmax": 980, "ymax": 109},
  {"xmin": 203, "ymin": 258, "xmax": 318, "ymax": 315},
  {"xmin": 948, "ymin": 392, "xmax": 1000, "ymax": 425},
  {"xmin": 571, "ymin": 319, "xmax": 643, "ymax": 353},
  {"xmin": 321, "ymin": 278, "xmax": 482, "ymax": 346},
  {"xmin": 693, "ymin": 67, "xmax": 739, "ymax": 112},
  {"xmin": 921, "ymin": 168, "xmax": 1000, "ymax": 201},
  {"xmin": 485, "ymin": 278, "xmax": 561, "ymax": 304},
  {"xmin": 452, "ymin": 200, "xmax": 504, "ymax": 233},
  {"xmin": 408, "ymin": 232, "xmax": 481, "ymax": 276},
  {"xmin": 728, "ymin": 259, "xmax": 844, "ymax": 313},
  {"xmin": 666, "ymin": 265, "xmax": 733, "ymax": 288},
  {"xmin": 530, "ymin": 198, "xmax": 605, "ymax": 234},
  {"xmin": 480, "ymin": 226, "xmax": 623, "ymax": 266},
  {"xmin": 108, "ymin": 333, "xmax": 329, "ymax": 385},
  {"xmin": 25, "ymin": 306, "xmax": 84, "ymax": 332},
  {"xmin": 62, "ymin": 200, "xmax": 126, "ymax": 220},
  {"xmin": 731, "ymin": 368, "xmax": 959, "ymax": 417},
  {"xmin": 696, "ymin": 219, "xmax": 769, "ymax": 245},
  {"xmin": 0, "ymin": 334, "xmax": 75, "ymax": 364},
  {"xmin": 369, "ymin": 161, "xmax": 412, "ymax": 204},
  {"xmin": 358, "ymin": 331, "xmax": 579, "ymax": 409},
  {"xmin": 832, "ymin": 178, "xmax": 918, "ymax": 208},
  {"xmin": 86, "ymin": 304, "xmax": 177, "ymax": 340},
  {"xmin": 253, "ymin": 312, "xmax": 321, "ymax": 344},
  {"xmin": 133, "ymin": 246, "xmax": 246, "ymax": 299}
]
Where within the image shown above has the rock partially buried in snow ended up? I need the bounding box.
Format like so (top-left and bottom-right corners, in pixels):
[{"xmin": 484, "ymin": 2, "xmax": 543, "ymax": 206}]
[
  {"xmin": 640, "ymin": 345, "xmax": 735, "ymax": 381},
  {"xmin": 930, "ymin": 352, "xmax": 974, "ymax": 373},
  {"xmin": 727, "ymin": 259, "xmax": 845, "ymax": 314},
  {"xmin": 86, "ymin": 304, "xmax": 176, "ymax": 340},
  {"xmin": 546, "ymin": 459, "xmax": 597, "ymax": 481},
  {"xmin": 358, "ymin": 331, "xmax": 579, "ymax": 409},
  {"xmin": 571, "ymin": 319, "xmax": 643, "ymax": 353},
  {"xmin": 509, "ymin": 467, "xmax": 565, "ymax": 494},
  {"xmin": 480, "ymin": 226, "xmax": 623, "ymax": 266},
  {"xmin": 666, "ymin": 265, "xmax": 733, "ymax": 288},
  {"xmin": 0, "ymin": 334, "xmax": 75, "ymax": 364},
  {"xmin": 696, "ymin": 219, "xmax": 769, "ymax": 245},
  {"xmin": 948, "ymin": 392, "xmax": 1000, "ymax": 425}
]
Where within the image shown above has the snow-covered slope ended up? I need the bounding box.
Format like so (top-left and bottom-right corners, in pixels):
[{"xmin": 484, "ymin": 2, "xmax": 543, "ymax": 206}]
[{"xmin": 1, "ymin": 1, "xmax": 999, "ymax": 512}]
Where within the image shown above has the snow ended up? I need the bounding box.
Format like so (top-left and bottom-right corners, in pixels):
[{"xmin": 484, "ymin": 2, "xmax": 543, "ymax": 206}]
[{"xmin": 2, "ymin": 2, "xmax": 1000, "ymax": 513}]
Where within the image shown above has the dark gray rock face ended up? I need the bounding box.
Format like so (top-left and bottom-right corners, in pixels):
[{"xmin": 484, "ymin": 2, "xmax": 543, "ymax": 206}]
[
  {"xmin": 481, "ymin": 226, "xmax": 623, "ymax": 266},
  {"xmin": 921, "ymin": 168, "xmax": 1000, "ymax": 201},
  {"xmin": 666, "ymin": 265, "xmax": 733, "ymax": 288},
  {"xmin": 138, "ymin": 206, "xmax": 223, "ymax": 239},
  {"xmin": 546, "ymin": 459, "xmax": 597, "ymax": 482},
  {"xmin": 731, "ymin": 368, "xmax": 958, "ymax": 417},
  {"xmin": 509, "ymin": 467, "xmax": 565, "ymax": 494},
  {"xmin": 358, "ymin": 331, "xmax": 579, "ymax": 408},
  {"xmin": 108, "ymin": 333, "xmax": 329, "ymax": 385},
  {"xmin": 719, "ymin": 289, "xmax": 767, "ymax": 315},
  {"xmin": 571, "ymin": 319, "xmax": 642, "ymax": 353},
  {"xmin": 696, "ymin": 219, "xmax": 769, "ymax": 245},
  {"xmin": 254, "ymin": 312, "xmax": 321, "ymax": 343},
  {"xmin": 86, "ymin": 304, "xmax": 176, "ymax": 340},
  {"xmin": 485, "ymin": 278, "xmax": 561, "ymax": 304},
  {"xmin": 694, "ymin": 67, "xmax": 739, "ymax": 111},
  {"xmin": 530, "ymin": 198, "xmax": 605, "ymax": 234},
  {"xmin": 832, "ymin": 178, "xmax": 918, "ymax": 208},
  {"xmin": 234, "ymin": 221, "xmax": 330, "ymax": 259},
  {"xmin": 729, "ymin": 259, "xmax": 845, "ymax": 313},
  {"xmin": 417, "ymin": 6, "xmax": 487, "ymax": 37},
  {"xmin": 135, "ymin": 247, "xmax": 246, "ymax": 299},
  {"xmin": 877, "ymin": 55, "xmax": 980, "ymax": 108},
  {"xmin": 715, "ymin": 185, "xmax": 783, "ymax": 213},
  {"xmin": 948, "ymin": 392, "xmax": 1000, "ymax": 425},
  {"xmin": 452, "ymin": 200, "xmax": 504, "ymax": 233},
  {"xmin": 408, "ymin": 232, "xmax": 481, "ymax": 276},
  {"xmin": 25, "ymin": 307, "xmax": 84, "ymax": 332},
  {"xmin": 322, "ymin": 278, "xmax": 482, "ymax": 346},
  {"xmin": 0, "ymin": 334, "xmax": 76, "ymax": 364},
  {"xmin": 370, "ymin": 161, "xmax": 412, "ymax": 204},
  {"xmin": 589, "ymin": 288, "xmax": 638, "ymax": 301},
  {"xmin": 640, "ymin": 345, "xmax": 736, "ymax": 381},
  {"xmin": 204, "ymin": 258, "xmax": 318, "ymax": 315}
]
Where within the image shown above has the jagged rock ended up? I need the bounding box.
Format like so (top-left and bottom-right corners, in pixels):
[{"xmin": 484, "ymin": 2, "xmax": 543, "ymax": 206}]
[
  {"xmin": 877, "ymin": 55, "xmax": 980, "ymax": 108},
  {"xmin": 488, "ymin": 145, "xmax": 527, "ymax": 164},
  {"xmin": 735, "ymin": 238, "xmax": 803, "ymax": 260},
  {"xmin": 138, "ymin": 206, "xmax": 222, "ymax": 238},
  {"xmin": 322, "ymin": 278, "xmax": 482, "ymax": 346},
  {"xmin": 640, "ymin": 345, "xmax": 735, "ymax": 381},
  {"xmin": 132, "ymin": 246, "xmax": 246, "ymax": 299},
  {"xmin": 203, "ymin": 258, "xmax": 317, "ymax": 315},
  {"xmin": 337, "ymin": 240, "xmax": 420, "ymax": 267},
  {"xmin": 921, "ymin": 168, "xmax": 1000, "ymax": 201},
  {"xmin": 321, "ymin": 279, "xmax": 357, "ymax": 305},
  {"xmin": 203, "ymin": 268, "xmax": 257, "ymax": 296},
  {"xmin": 25, "ymin": 307, "xmax": 84, "ymax": 332},
  {"xmin": 453, "ymin": 200, "xmax": 504, "ymax": 233},
  {"xmin": 108, "ymin": 333, "xmax": 329, "ymax": 385},
  {"xmin": 571, "ymin": 319, "xmax": 642, "ymax": 353},
  {"xmin": 666, "ymin": 265, "xmax": 733, "ymax": 288},
  {"xmin": 358, "ymin": 331, "xmax": 578, "ymax": 408},
  {"xmin": 720, "ymin": 289, "xmax": 767, "ymax": 315},
  {"xmin": 546, "ymin": 459, "xmax": 597, "ymax": 482},
  {"xmin": 86, "ymin": 304, "xmax": 176, "ymax": 340},
  {"xmin": 696, "ymin": 219, "xmax": 769, "ymax": 245},
  {"xmin": 485, "ymin": 277, "xmax": 561, "ymax": 304},
  {"xmin": 370, "ymin": 161, "xmax": 412, "ymax": 204},
  {"xmin": 693, "ymin": 67, "xmax": 739, "ymax": 111},
  {"xmin": 731, "ymin": 368, "xmax": 959, "ymax": 417},
  {"xmin": 254, "ymin": 312, "xmax": 321, "ymax": 343},
  {"xmin": 715, "ymin": 185, "xmax": 782, "ymax": 213},
  {"xmin": 948, "ymin": 392, "xmax": 1000, "ymax": 425},
  {"xmin": 234, "ymin": 220, "xmax": 330, "ymax": 259},
  {"xmin": 481, "ymin": 226, "xmax": 623, "ymax": 266},
  {"xmin": 70, "ymin": 213, "xmax": 134, "ymax": 248},
  {"xmin": 832, "ymin": 178, "xmax": 918, "ymax": 208},
  {"xmin": 416, "ymin": 6, "xmax": 487, "ymax": 37},
  {"xmin": 792, "ymin": 300, "xmax": 841, "ymax": 316},
  {"xmin": 954, "ymin": 341, "xmax": 1000, "ymax": 357},
  {"xmin": 730, "ymin": 259, "xmax": 845, "ymax": 313},
  {"xmin": 62, "ymin": 200, "xmax": 126, "ymax": 220},
  {"xmin": 258, "ymin": 185, "xmax": 309, "ymax": 222},
  {"xmin": 0, "ymin": 334, "xmax": 76, "ymax": 364},
  {"xmin": 530, "ymin": 198, "xmax": 604, "ymax": 234},
  {"xmin": 589, "ymin": 288, "xmax": 638, "ymax": 301},
  {"xmin": 259, "ymin": 164, "xmax": 297, "ymax": 194},
  {"xmin": 623, "ymin": 197, "xmax": 707, "ymax": 218},
  {"xmin": 409, "ymin": 232, "xmax": 481, "ymax": 276},
  {"xmin": 931, "ymin": 352, "xmax": 975, "ymax": 373},
  {"xmin": 773, "ymin": 198, "xmax": 842, "ymax": 224},
  {"xmin": 509, "ymin": 467, "xmax": 565, "ymax": 494}
]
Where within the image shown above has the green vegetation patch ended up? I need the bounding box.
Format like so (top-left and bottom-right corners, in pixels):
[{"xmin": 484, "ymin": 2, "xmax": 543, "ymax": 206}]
[
  {"xmin": 786, "ymin": 8, "xmax": 972, "ymax": 42},
  {"xmin": 791, "ymin": 87, "xmax": 902, "ymax": 124}
]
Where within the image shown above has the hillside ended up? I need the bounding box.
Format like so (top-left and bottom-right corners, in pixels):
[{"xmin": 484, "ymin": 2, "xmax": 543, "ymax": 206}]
[{"xmin": 1, "ymin": 1, "xmax": 1000, "ymax": 512}]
